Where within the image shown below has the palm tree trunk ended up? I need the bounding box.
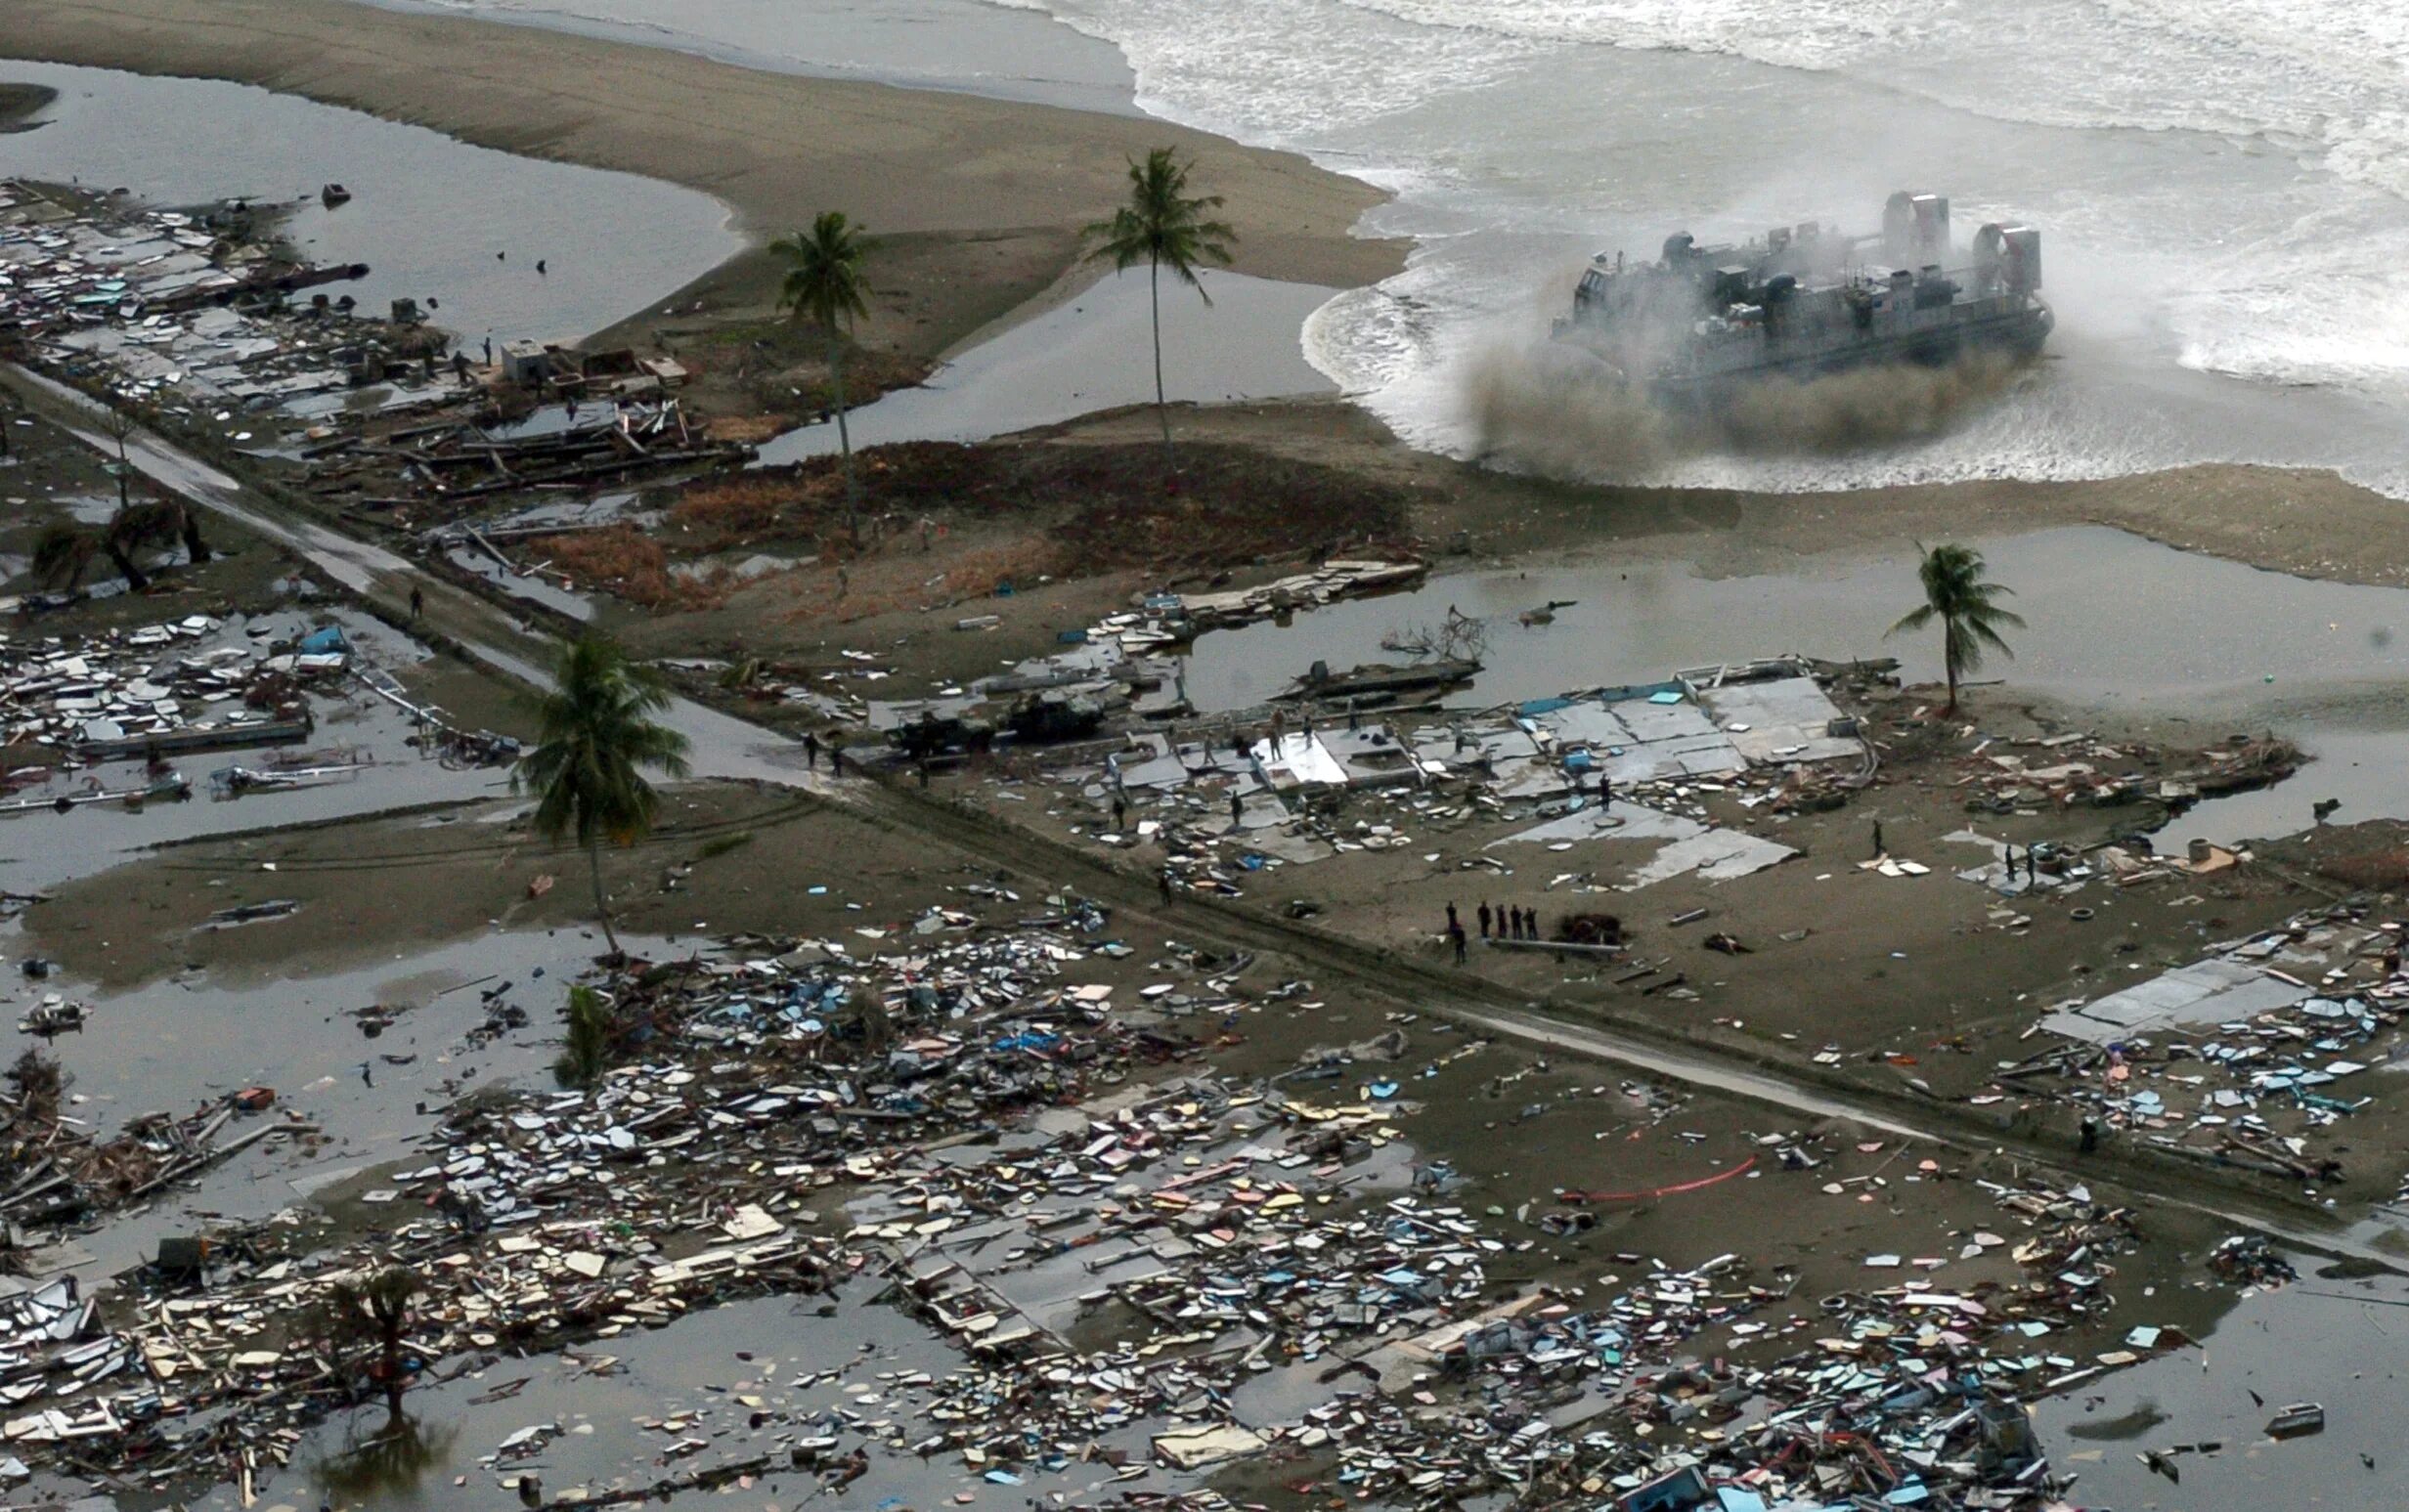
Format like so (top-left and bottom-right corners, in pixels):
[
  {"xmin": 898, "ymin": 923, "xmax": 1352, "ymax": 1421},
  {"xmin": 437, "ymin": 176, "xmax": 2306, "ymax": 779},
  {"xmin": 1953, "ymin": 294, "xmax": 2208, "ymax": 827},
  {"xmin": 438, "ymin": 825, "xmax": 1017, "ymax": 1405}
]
[
  {"xmin": 1944, "ymin": 621, "xmax": 1960, "ymax": 713},
  {"xmin": 828, "ymin": 326, "xmax": 859, "ymax": 548},
  {"xmin": 1150, "ymin": 256, "xmax": 1172, "ymax": 469},
  {"xmin": 104, "ymin": 541, "xmax": 149, "ymax": 592},
  {"xmin": 381, "ymin": 1334, "xmax": 406, "ymax": 1419},
  {"xmin": 587, "ymin": 839, "xmax": 621, "ymax": 955}
]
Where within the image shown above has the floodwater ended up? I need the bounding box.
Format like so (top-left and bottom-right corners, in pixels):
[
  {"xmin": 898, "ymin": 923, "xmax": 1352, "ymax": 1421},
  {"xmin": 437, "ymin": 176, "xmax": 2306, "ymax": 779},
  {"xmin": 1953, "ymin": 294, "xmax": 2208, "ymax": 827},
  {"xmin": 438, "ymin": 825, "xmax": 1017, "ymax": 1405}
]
[
  {"xmin": 0, "ymin": 607, "xmax": 508, "ymax": 900},
  {"xmin": 0, "ymin": 62, "xmax": 740, "ymax": 346},
  {"xmin": 753, "ymin": 268, "xmax": 1337, "ymax": 463},
  {"xmin": 1181, "ymin": 526, "xmax": 2409, "ymax": 844},
  {"xmin": 2034, "ymin": 1261, "xmax": 2409, "ymax": 1507},
  {"xmin": 184, "ymin": 1278, "xmax": 1191, "ymax": 1512},
  {"xmin": 10, "ymin": 928, "xmax": 607, "ymax": 1284}
]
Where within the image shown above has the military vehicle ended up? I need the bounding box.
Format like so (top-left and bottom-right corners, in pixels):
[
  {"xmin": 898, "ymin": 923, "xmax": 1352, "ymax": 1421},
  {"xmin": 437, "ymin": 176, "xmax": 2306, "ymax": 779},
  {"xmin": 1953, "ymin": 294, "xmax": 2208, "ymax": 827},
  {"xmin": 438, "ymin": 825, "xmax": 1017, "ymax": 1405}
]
[{"xmin": 1555, "ymin": 192, "xmax": 2050, "ymax": 401}]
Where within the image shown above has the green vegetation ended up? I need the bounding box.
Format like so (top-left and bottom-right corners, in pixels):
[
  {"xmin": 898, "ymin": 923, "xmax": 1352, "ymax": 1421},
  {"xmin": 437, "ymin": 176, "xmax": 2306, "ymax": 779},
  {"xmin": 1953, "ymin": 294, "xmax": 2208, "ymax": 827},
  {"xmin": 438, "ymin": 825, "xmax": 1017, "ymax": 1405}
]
[{"xmin": 1888, "ymin": 542, "xmax": 2025, "ymax": 713}]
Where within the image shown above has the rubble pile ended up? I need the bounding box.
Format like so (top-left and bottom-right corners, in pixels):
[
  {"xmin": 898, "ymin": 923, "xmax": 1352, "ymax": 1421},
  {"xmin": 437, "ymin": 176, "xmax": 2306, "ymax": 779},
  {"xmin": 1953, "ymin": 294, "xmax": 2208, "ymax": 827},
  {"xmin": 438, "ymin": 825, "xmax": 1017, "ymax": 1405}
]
[
  {"xmin": 0, "ymin": 614, "xmax": 339, "ymax": 783},
  {"xmin": 0, "ymin": 1070, "xmax": 310, "ymax": 1237},
  {"xmin": 2004, "ymin": 903, "xmax": 2405, "ymax": 1187},
  {"xmin": 1954, "ymin": 730, "xmax": 2300, "ymax": 816},
  {"xmin": 314, "ymin": 395, "xmax": 744, "ymax": 521},
  {"xmin": 0, "ymin": 877, "xmax": 2245, "ymax": 1512},
  {"xmin": 989, "ymin": 662, "xmax": 1867, "ymax": 908},
  {"xmin": 2, "ymin": 182, "xmax": 744, "ymax": 540},
  {"xmin": 0, "ymin": 181, "xmax": 430, "ymax": 425}
]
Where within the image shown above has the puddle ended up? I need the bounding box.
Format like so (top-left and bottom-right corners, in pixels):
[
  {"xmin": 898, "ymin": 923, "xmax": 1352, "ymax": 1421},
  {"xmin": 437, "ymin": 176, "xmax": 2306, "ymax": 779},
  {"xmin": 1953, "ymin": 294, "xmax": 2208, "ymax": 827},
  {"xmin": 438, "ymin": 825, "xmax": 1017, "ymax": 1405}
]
[
  {"xmin": 754, "ymin": 269, "xmax": 1337, "ymax": 463},
  {"xmin": 1182, "ymin": 526, "xmax": 2409, "ymax": 843},
  {"xmin": 0, "ymin": 62, "xmax": 740, "ymax": 345},
  {"xmin": 443, "ymin": 544, "xmax": 598, "ymax": 622}
]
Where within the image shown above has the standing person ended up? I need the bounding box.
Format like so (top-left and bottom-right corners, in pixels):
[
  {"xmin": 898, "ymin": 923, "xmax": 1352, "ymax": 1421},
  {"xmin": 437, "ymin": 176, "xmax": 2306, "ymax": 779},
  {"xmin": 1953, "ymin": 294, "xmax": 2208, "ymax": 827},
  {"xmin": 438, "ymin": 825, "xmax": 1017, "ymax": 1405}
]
[
  {"xmin": 1599, "ymin": 774, "xmax": 1613, "ymax": 811},
  {"xmin": 2079, "ymin": 1114, "xmax": 2100, "ymax": 1154},
  {"xmin": 1446, "ymin": 901, "xmax": 1460, "ymax": 934},
  {"xmin": 1477, "ymin": 901, "xmax": 1493, "ymax": 939},
  {"xmin": 1450, "ymin": 923, "xmax": 1467, "ymax": 966},
  {"xmin": 1112, "ymin": 794, "xmax": 1129, "ymax": 830},
  {"xmin": 804, "ymin": 731, "xmax": 820, "ymax": 770},
  {"xmin": 1159, "ymin": 870, "xmax": 1174, "ymax": 906},
  {"xmin": 829, "ymin": 745, "xmax": 846, "ymax": 779},
  {"xmin": 1230, "ymin": 789, "xmax": 1245, "ymax": 827},
  {"xmin": 409, "ymin": 584, "xmax": 424, "ymax": 621}
]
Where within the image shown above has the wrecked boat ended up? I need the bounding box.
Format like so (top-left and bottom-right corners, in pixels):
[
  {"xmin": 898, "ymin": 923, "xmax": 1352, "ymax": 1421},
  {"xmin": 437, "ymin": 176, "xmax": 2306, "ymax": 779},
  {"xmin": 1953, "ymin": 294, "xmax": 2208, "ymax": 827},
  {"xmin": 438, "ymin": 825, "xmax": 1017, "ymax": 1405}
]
[{"xmin": 1274, "ymin": 657, "xmax": 1479, "ymax": 707}]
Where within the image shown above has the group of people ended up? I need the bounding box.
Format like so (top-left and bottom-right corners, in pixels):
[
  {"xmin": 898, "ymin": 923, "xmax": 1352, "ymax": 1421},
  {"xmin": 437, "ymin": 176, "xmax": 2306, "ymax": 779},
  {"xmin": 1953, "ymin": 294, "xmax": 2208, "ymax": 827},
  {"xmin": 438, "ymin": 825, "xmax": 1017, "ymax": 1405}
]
[{"xmin": 1441, "ymin": 899, "xmax": 1547, "ymax": 964}]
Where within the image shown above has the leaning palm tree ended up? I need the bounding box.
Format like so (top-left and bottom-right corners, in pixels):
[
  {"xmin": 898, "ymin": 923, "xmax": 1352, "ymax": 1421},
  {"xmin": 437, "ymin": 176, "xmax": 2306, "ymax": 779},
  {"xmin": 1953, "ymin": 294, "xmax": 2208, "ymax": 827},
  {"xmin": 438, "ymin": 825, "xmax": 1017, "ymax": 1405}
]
[
  {"xmin": 1083, "ymin": 148, "xmax": 1237, "ymax": 466},
  {"xmin": 773, "ymin": 212, "xmax": 872, "ymax": 544},
  {"xmin": 515, "ymin": 637, "xmax": 692, "ymax": 954},
  {"xmin": 105, "ymin": 498, "xmax": 209, "ymax": 589},
  {"xmin": 1887, "ymin": 542, "xmax": 2026, "ymax": 713}
]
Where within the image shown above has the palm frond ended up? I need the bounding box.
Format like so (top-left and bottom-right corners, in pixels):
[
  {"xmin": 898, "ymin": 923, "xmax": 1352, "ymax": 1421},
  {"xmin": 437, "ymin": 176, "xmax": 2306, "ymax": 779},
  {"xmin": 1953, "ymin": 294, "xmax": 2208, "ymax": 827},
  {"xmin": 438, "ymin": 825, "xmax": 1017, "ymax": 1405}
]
[
  {"xmin": 773, "ymin": 210, "xmax": 873, "ymax": 335},
  {"xmin": 515, "ymin": 636, "xmax": 693, "ymax": 853}
]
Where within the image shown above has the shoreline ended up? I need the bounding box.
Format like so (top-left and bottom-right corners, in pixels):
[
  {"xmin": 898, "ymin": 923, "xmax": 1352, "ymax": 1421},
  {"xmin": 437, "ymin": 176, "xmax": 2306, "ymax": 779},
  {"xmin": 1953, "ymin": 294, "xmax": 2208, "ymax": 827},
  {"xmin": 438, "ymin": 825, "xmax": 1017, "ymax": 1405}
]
[{"xmin": 5, "ymin": 0, "xmax": 1404, "ymax": 364}]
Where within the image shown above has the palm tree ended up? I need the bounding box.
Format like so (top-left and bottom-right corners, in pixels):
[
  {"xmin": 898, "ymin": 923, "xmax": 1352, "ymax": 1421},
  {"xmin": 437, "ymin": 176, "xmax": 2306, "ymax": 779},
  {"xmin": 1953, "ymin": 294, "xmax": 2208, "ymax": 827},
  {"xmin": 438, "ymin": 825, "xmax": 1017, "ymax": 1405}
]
[
  {"xmin": 317, "ymin": 1266, "xmax": 423, "ymax": 1420},
  {"xmin": 1083, "ymin": 148, "xmax": 1237, "ymax": 466},
  {"xmin": 773, "ymin": 212, "xmax": 873, "ymax": 545},
  {"xmin": 1887, "ymin": 542, "xmax": 2026, "ymax": 713},
  {"xmin": 516, "ymin": 637, "xmax": 692, "ymax": 954}
]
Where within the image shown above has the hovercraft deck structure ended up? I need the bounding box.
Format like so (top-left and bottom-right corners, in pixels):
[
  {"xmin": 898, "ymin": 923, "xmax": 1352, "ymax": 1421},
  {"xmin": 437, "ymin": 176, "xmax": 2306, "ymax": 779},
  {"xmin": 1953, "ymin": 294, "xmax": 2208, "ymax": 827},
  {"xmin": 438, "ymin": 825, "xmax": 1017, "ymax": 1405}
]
[{"xmin": 1554, "ymin": 191, "xmax": 2051, "ymax": 401}]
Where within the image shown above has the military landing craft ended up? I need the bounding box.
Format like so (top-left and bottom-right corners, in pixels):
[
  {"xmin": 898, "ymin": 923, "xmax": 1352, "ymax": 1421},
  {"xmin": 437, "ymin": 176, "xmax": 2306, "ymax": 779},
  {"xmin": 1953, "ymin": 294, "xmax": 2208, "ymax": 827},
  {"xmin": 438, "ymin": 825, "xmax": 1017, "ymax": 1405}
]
[{"xmin": 1555, "ymin": 192, "xmax": 2050, "ymax": 402}]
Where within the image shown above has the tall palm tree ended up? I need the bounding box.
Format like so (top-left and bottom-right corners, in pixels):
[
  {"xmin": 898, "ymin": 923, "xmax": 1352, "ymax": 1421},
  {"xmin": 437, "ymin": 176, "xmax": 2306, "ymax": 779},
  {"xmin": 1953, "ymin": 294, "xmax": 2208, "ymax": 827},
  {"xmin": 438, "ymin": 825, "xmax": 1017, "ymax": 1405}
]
[
  {"xmin": 1887, "ymin": 542, "xmax": 2025, "ymax": 713},
  {"xmin": 1083, "ymin": 148, "xmax": 1237, "ymax": 466},
  {"xmin": 516, "ymin": 637, "xmax": 692, "ymax": 954},
  {"xmin": 773, "ymin": 212, "xmax": 872, "ymax": 545}
]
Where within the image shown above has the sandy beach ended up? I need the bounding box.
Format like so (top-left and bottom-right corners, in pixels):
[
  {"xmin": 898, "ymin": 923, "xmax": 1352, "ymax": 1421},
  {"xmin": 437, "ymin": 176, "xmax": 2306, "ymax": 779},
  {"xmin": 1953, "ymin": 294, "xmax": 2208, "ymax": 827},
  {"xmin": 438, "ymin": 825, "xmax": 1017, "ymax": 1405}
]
[{"xmin": 5, "ymin": 0, "xmax": 1402, "ymax": 358}]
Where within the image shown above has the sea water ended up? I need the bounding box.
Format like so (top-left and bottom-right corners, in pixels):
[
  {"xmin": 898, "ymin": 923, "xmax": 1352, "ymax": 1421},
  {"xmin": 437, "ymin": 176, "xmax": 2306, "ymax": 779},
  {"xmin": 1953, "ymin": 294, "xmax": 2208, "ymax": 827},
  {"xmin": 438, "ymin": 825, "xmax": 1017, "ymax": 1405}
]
[{"xmin": 375, "ymin": 0, "xmax": 2409, "ymax": 497}]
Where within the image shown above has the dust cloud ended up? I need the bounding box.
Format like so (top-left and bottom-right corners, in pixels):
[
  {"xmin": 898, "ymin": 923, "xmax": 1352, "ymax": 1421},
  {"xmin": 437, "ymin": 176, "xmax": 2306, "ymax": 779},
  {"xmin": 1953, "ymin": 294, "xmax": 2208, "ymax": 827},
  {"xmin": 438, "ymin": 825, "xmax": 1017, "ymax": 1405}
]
[{"xmin": 1462, "ymin": 338, "xmax": 2028, "ymax": 479}]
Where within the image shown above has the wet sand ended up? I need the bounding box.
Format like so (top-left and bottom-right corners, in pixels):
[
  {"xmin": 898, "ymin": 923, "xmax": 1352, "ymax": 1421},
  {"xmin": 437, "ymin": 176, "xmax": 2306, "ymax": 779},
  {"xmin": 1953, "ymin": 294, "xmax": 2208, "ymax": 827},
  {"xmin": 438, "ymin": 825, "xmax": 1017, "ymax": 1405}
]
[{"xmin": 5, "ymin": 0, "xmax": 1403, "ymax": 360}]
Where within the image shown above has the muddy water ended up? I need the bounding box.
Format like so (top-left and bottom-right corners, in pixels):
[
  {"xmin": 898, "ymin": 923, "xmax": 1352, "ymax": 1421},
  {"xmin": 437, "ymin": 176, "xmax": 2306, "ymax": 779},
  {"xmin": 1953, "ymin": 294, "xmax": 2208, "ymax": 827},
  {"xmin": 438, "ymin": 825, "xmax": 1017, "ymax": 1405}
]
[
  {"xmin": 753, "ymin": 268, "xmax": 1338, "ymax": 463},
  {"xmin": 2034, "ymin": 1261, "xmax": 2409, "ymax": 1507},
  {"xmin": 0, "ymin": 61, "xmax": 740, "ymax": 346},
  {"xmin": 177, "ymin": 1278, "xmax": 1190, "ymax": 1512},
  {"xmin": 13, "ymin": 929, "xmax": 610, "ymax": 1283},
  {"xmin": 1182, "ymin": 526, "xmax": 2409, "ymax": 843}
]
